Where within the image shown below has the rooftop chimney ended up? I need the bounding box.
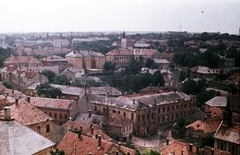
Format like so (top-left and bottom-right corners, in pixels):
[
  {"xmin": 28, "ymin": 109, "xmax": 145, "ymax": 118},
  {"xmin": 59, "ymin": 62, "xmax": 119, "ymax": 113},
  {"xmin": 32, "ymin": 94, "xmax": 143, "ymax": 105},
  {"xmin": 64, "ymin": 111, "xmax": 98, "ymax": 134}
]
[
  {"xmin": 12, "ymin": 89, "xmax": 14, "ymax": 95},
  {"xmin": 75, "ymin": 97, "xmax": 78, "ymax": 106},
  {"xmin": 98, "ymin": 135, "xmax": 102, "ymax": 148},
  {"xmin": 115, "ymin": 150, "xmax": 119, "ymax": 155},
  {"xmin": 211, "ymin": 148, "xmax": 214, "ymax": 155},
  {"xmin": 91, "ymin": 127, "xmax": 94, "ymax": 135},
  {"xmin": 78, "ymin": 129, "xmax": 81, "ymax": 139},
  {"xmin": 133, "ymin": 99, "xmax": 135, "ymax": 104},
  {"xmin": 89, "ymin": 153, "xmax": 92, "ymax": 155},
  {"xmin": 166, "ymin": 138, "xmax": 169, "ymax": 145},
  {"xmin": 4, "ymin": 107, "xmax": 11, "ymax": 120},
  {"xmin": 80, "ymin": 125, "xmax": 82, "ymax": 134},
  {"xmin": 27, "ymin": 96, "xmax": 30, "ymax": 103},
  {"xmin": 181, "ymin": 150, "xmax": 184, "ymax": 155},
  {"xmin": 33, "ymin": 91, "xmax": 36, "ymax": 97},
  {"xmin": 189, "ymin": 143, "xmax": 193, "ymax": 152},
  {"xmin": 15, "ymin": 98, "xmax": 19, "ymax": 106},
  {"xmin": 90, "ymin": 123, "xmax": 92, "ymax": 128},
  {"xmin": 89, "ymin": 110, "xmax": 92, "ymax": 118},
  {"xmin": 95, "ymin": 134, "xmax": 98, "ymax": 139}
]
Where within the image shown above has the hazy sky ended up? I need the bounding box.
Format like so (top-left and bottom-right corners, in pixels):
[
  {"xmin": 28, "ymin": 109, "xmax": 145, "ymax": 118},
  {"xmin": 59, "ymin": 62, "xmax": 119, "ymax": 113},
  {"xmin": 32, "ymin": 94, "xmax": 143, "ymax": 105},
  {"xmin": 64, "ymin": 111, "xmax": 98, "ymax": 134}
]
[{"xmin": 0, "ymin": 0, "xmax": 239, "ymax": 34}]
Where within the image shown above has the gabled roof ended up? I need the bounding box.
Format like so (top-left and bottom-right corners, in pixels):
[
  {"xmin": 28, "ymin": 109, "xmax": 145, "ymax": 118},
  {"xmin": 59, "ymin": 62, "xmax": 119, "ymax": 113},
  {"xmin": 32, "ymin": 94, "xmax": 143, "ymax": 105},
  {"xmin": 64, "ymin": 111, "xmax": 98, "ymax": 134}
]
[
  {"xmin": 205, "ymin": 96, "xmax": 227, "ymax": 107},
  {"xmin": 62, "ymin": 121, "xmax": 110, "ymax": 140},
  {"xmin": 57, "ymin": 132, "xmax": 135, "ymax": 155},
  {"xmin": 51, "ymin": 84, "xmax": 85, "ymax": 97},
  {"xmin": 190, "ymin": 66, "xmax": 219, "ymax": 74},
  {"xmin": 62, "ymin": 66, "xmax": 84, "ymax": 74},
  {"xmin": 4, "ymin": 56, "xmax": 42, "ymax": 65},
  {"xmin": 30, "ymin": 97, "xmax": 73, "ymax": 110},
  {"xmin": 214, "ymin": 122, "xmax": 240, "ymax": 144},
  {"xmin": 66, "ymin": 50, "xmax": 105, "ymax": 57},
  {"xmin": 0, "ymin": 120, "xmax": 55, "ymax": 154},
  {"xmin": 154, "ymin": 59, "xmax": 169, "ymax": 64},
  {"xmin": 185, "ymin": 119, "xmax": 222, "ymax": 133},
  {"xmin": 0, "ymin": 100, "xmax": 53, "ymax": 126},
  {"xmin": 160, "ymin": 140, "xmax": 196, "ymax": 155},
  {"xmin": 42, "ymin": 55, "xmax": 67, "ymax": 62},
  {"xmin": 91, "ymin": 86, "xmax": 122, "ymax": 96},
  {"xmin": 107, "ymin": 113, "xmax": 133, "ymax": 127}
]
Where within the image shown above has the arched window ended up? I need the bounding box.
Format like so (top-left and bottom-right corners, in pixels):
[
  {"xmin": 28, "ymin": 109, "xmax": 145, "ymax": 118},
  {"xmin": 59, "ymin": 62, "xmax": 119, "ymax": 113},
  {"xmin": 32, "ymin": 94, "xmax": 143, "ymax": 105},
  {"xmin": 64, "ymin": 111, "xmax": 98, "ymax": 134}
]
[
  {"xmin": 123, "ymin": 112, "xmax": 126, "ymax": 117},
  {"xmin": 138, "ymin": 114, "xmax": 140, "ymax": 122},
  {"xmin": 131, "ymin": 113, "xmax": 134, "ymax": 120}
]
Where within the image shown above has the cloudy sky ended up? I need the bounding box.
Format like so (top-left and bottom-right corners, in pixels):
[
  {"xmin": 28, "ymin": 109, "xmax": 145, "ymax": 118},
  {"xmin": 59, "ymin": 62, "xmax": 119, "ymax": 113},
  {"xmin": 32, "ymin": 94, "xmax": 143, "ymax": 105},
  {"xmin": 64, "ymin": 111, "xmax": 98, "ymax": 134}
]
[{"xmin": 0, "ymin": 0, "xmax": 239, "ymax": 34}]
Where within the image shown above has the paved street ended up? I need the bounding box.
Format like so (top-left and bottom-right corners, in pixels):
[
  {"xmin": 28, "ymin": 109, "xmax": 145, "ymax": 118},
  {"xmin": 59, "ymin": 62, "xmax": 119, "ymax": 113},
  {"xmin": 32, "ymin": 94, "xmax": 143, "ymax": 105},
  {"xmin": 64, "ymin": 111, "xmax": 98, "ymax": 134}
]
[{"xmin": 132, "ymin": 123, "xmax": 174, "ymax": 152}]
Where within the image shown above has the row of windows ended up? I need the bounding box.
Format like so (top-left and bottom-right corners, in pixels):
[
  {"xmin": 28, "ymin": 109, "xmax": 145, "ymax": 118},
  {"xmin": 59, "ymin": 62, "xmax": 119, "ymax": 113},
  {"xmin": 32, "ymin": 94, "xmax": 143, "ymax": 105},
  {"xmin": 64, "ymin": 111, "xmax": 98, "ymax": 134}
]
[
  {"xmin": 45, "ymin": 111, "xmax": 68, "ymax": 120},
  {"xmin": 123, "ymin": 125, "xmax": 132, "ymax": 133},
  {"xmin": 37, "ymin": 124, "xmax": 50, "ymax": 134}
]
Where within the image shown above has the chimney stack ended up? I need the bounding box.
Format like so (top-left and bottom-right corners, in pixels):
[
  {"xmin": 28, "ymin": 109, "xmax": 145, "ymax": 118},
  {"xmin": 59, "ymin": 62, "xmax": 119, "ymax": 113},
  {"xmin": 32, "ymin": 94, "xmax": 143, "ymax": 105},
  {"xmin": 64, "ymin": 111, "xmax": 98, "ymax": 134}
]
[
  {"xmin": 181, "ymin": 150, "xmax": 184, "ymax": 155},
  {"xmin": 98, "ymin": 135, "xmax": 102, "ymax": 148},
  {"xmin": 89, "ymin": 153, "xmax": 92, "ymax": 155},
  {"xmin": 166, "ymin": 138, "xmax": 169, "ymax": 145},
  {"xmin": 27, "ymin": 96, "xmax": 30, "ymax": 103},
  {"xmin": 90, "ymin": 123, "xmax": 92, "ymax": 128},
  {"xmin": 211, "ymin": 148, "xmax": 214, "ymax": 155},
  {"xmin": 89, "ymin": 110, "xmax": 92, "ymax": 118},
  {"xmin": 189, "ymin": 143, "xmax": 193, "ymax": 152},
  {"xmin": 4, "ymin": 107, "xmax": 11, "ymax": 120},
  {"xmin": 95, "ymin": 134, "xmax": 98, "ymax": 139},
  {"xmin": 80, "ymin": 125, "xmax": 82, "ymax": 134},
  {"xmin": 15, "ymin": 98, "xmax": 19, "ymax": 106},
  {"xmin": 115, "ymin": 151, "xmax": 119, "ymax": 155},
  {"xmin": 33, "ymin": 91, "xmax": 36, "ymax": 97},
  {"xmin": 12, "ymin": 89, "xmax": 14, "ymax": 95},
  {"xmin": 91, "ymin": 127, "xmax": 94, "ymax": 135},
  {"xmin": 75, "ymin": 97, "xmax": 78, "ymax": 107},
  {"xmin": 133, "ymin": 99, "xmax": 135, "ymax": 104},
  {"xmin": 78, "ymin": 130, "xmax": 81, "ymax": 139}
]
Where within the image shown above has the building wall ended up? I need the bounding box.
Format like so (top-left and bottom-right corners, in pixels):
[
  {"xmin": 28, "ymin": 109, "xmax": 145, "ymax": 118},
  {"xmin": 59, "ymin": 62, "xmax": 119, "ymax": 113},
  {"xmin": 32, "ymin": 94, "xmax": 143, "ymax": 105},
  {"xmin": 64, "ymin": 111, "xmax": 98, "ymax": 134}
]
[
  {"xmin": 39, "ymin": 108, "xmax": 70, "ymax": 125},
  {"xmin": 94, "ymin": 96, "xmax": 196, "ymax": 136},
  {"xmin": 28, "ymin": 120, "xmax": 53, "ymax": 138},
  {"xmin": 66, "ymin": 56, "xmax": 83, "ymax": 68},
  {"xmin": 215, "ymin": 139, "xmax": 240, "ymax": 155},
  {"xmin": 33, "ymin": 146, "xmax": 54, "ymax": 155},
  {"xmin": 160, "ymin": 53, "xmax": 174, "ymax": 63}
]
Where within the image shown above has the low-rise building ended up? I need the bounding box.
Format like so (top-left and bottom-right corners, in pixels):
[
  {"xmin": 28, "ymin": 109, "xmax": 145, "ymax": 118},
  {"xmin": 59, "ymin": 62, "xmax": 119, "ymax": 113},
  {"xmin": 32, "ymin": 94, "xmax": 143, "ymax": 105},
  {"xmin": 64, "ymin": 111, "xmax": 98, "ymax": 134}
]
[
  {"xmin": 205, "ymin": 96, "xmax": 227, "ymax": 111},
  {"xmin": 57, "ymin": 132, "xmax": 136, "ymax": 155},
  {"xmin": 4, "ymin": 56, "xmax": 43, "ymax": 67},
  {"xmin": 29, "ymin": 97, "xmax": 78, "ymax": 125},
  {"xmin": 90, "ymin": 91, "xmax": 196, "ymax": 136},
  {"xmin": 190, "ymin": 66, "xmax": 219, "ymax": 79},
  {"xmin": 41, "ymin": 55, "xmax": 68, "ymax": 66}
]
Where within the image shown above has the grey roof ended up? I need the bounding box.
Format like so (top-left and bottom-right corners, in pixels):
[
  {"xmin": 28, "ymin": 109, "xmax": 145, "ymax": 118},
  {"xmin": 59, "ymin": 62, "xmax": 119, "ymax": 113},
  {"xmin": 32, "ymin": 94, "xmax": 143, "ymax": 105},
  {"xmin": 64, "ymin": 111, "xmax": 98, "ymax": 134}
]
[
  {"xmin": 74, "ymin": 113, "xmax": 105, "ymax": 125},
  {"xmin": 51, "ymin": 84, "xmax": 85, "ymax": 98},
  {"xmin": 91, "ymin": 86, "xmax": 122, "ymax": 96},
  {"xmin": 214, "ymin": 122, "xmax": 240, "ymax": 144},
  {"xmin": 66, "ymin": 50, "xmax": 105, "ymax": 58},
  {"xmin": 27, "ymin": 66, "xmax": 59, "ymax": 73},
  {"xmin": 90, "ymin": 91, "xmax": 190, "ymax": 111},
  {"xmin": 205, "ymin": 96, "xmax": 227, "ymax": 107},
  {"xmin": 26, "ymin": 82, "xmax": 39, "ymax": 90},
  {"xmin": 0, "ymin": 120, "xmax": 55, "ymax": 155},
  {"xmin": 62, "ymin": 66, "xmax": 85, "ymax": 74}
]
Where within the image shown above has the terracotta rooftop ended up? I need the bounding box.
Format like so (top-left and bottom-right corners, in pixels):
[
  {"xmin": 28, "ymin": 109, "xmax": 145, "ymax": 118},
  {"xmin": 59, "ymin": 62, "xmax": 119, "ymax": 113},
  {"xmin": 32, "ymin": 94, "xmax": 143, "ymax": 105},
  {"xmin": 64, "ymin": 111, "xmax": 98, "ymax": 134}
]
[
  {"xmin": 66, "ymin": 50, "xmax": 105, "ymax": 57},
  {"xmin": 51, "ymin": 84, "xmax": 86, "ymax": 97},
  {"xmin": 107, "ymin": 113, "xmax": 133, "ymax": 127},
  {"xmin": 30, "ymin": 97, "xmax": 74, "ymax": 110},
  {"xmin": 4, "ymin": 56, "xmax": 42, "ymax": 65},
  {"xmin": 185, "ymin": 119, "xmax": 222, "ymax": 133},
  {"xmin": 58, "ymin": 132, "xmax": 136, "ymax": 155},
  {"xmin": 202, "ymin": 146, "xmax": 232, "ymax": 155},
  {"xmin": 62, "ymin": 121, "xmax": 111, "ymax": 140},
  {"xmin": 0, "ymin": 100, "xmax": 53, "ymax": 126},
  {"xmin": 160, "ymin": 140, "xmax": 196, "ymax": 155},
  {"xmin": 0, "ymin": 120, "xmax": 55, "ymax": 154}
]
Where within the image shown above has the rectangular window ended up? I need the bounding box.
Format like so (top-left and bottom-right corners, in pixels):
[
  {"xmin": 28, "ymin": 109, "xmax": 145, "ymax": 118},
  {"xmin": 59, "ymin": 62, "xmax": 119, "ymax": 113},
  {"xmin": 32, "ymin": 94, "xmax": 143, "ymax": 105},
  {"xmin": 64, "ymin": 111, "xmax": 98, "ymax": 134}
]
[
  {"xmin": 37, "ymin": 126, "xmax": 41, "ymax": 133},
  {"xmin": 49, "ymin": 112, "xmax": 52, "ymax": 117},
  {"xmin": 158, "ymin": 108, "xmax": 160, "ymax": 113},
  {"xmin": 163, "ymin": 107, "xmax": 165, "ymax": 112},
  {"xmin": 60, "ymin": 114, "xmax": 63, "ymax": 119},
  {"xmin": 54, "ymin": 113, "xmax": 57, "ymax": 119},
  {"xmin": 46, "ymin": 124, "xmax": 50, "ymax": 132},
  {"xmin": 172, "ymin": 106, "xmax": 174, "ymax": 110},
  {"xmin": 65, "ymin": 114, "xmax": 68, "ymax": 120}
]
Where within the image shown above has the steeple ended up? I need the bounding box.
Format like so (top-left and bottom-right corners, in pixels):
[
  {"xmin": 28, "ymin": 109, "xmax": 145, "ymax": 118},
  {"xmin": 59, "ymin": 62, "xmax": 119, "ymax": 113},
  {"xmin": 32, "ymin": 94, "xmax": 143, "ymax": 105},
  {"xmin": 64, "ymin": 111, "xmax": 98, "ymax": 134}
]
[
  {"xmin": 121, "ymin": 31, "xmax": 127, "ymax": 49},
  {"xmin": 122, "ymin": 31, "xmax": 126, "ymax": 38}
]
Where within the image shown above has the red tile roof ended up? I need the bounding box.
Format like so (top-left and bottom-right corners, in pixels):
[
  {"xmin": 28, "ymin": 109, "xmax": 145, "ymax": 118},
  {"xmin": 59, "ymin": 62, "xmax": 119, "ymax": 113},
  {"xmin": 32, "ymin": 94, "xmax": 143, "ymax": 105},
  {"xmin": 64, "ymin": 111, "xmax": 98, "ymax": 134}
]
[
  {"xmin": 0, "ymin": 100, "xmax": 53, "ymax": 126},
  {"xmin": 58, "ymin": 132, "xmax": 136, "ymax": 155},
  {"xmin": 107, "ymin": 113, "xmax": 133, "ymax": 127},
  {"xmin": 30, "ymin": 97, "xmax": 73, "ymax": 110},
  {"xmin": 161, "ymin": 140, "xmax": 196, "ymax": 155},
  {"xmin": 4, "ymin": 56, "xmax": 42, "ymax": 65},
  {"xmin": 62, "ymin": 121, "xmax": 111, "ymax": 140},
  {"xmin": 202, "ymin": 146, "xmax": 232, "ymax": 155},
  {"xmin": 185, "ymin": 119, "xmax": 222, "ymax": 133}
]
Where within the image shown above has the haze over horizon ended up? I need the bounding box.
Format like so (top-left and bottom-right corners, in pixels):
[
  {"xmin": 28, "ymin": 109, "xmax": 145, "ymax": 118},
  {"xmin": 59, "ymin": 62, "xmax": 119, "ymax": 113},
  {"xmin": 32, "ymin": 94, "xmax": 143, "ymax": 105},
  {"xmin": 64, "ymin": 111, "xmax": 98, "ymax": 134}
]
[{"xmin": 0, "ymin": 0, "xmax": 239, "ymax": 34}]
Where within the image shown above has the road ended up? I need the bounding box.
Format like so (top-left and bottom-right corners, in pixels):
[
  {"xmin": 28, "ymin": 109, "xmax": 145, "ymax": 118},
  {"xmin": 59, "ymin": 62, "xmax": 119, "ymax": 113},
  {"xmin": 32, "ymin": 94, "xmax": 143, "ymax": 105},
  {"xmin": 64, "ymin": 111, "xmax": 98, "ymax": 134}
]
[{"xmin": 132, "ymin": 124, "xmax": 174, "ymax": 152}]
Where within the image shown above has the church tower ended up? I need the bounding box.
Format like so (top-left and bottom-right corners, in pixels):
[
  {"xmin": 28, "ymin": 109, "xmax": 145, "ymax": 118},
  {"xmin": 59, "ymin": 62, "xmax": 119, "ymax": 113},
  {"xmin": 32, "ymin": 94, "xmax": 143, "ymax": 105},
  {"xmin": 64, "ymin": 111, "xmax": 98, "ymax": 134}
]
[{"xmin": 121, "ymin": 31, "xmax": 127, "ymax": 49}]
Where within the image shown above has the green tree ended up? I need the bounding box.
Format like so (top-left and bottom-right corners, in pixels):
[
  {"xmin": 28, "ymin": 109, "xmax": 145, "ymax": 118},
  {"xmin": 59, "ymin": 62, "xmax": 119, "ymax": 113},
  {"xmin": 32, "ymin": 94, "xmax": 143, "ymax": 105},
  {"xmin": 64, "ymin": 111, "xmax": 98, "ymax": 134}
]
[
  {"xmin": 182, "ymin": 79, "xmax": 198, "ymax": 95},
  {"xmin": 50, "ymin": 148, "xmax": 66, "ymax": 155},
  {"xmin": 199, "ymin": 132, "xmax": 214, "ymax": 148},
  {"xmin": 197, "ymin": 90, "xmax": 220, "ymax": 107},
  {"xmin": 152, "ymin": 71, "xmax": 165, "ymax": 86},
  {"xmin": 129, "ymin": 60, "xmax": 143, "ymax": 75},
  {"xmin": 141, "ymin": 148, "xmax": 160, "ymax": 155},
  {"xmin": 36, "ymin": 82, "xmax": 62, "ymax": 98},
  {"xmin": 145, "ymin": 58, "xmax": 155, "ymax": 68},
  {"xmin": 2, "ymin": 81, "xmax": 13, "ymax": 89},
  {"xmin": 53, "ymin": 75, "xmax": 70, "ymax": 85},
  {"xmin": 41, "ymin": 70, "xmax": 56, "ymax": 83},
  {"xmin": 103, "ymin": 61, "xmax": 116, "ymax": 73}
]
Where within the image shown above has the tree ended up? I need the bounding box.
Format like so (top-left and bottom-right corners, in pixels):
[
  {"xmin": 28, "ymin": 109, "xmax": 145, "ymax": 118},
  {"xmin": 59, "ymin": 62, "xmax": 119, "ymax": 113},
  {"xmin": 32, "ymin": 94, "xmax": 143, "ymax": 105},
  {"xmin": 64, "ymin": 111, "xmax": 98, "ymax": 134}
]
[
  {"xmin": 182, "ymin": 79, "xmax": 198, "ymax": 95},
  {"xmin": 145, "ymin": 58, "xmax": 155, "ymax": 68},
  {"xmin": 36, "ymin": 82, "xmax": 62, "ymax": 98},
  {"xmin": 129, "ymin": 60, "xmax": 143, "ymax": 75},
  {"xmin": 41, "ymin": 70, "xmax": 56, "ymax": 83},
  {"xmin": 152, "ymin": 71, "xmax": 165, "ymax": 86},
  {"xmin": 197, "ymin": 90, "xmax": 220, "ymax": 108},
  {"xmin": 141, "ymin": 148, "xmax": 160, "ymax": 155},
  {"xmin": 199, "ymin": 132, "xmax": 214, "ymax": 148},
  {"xmin": 2, "ymin": 81, "xmax": 13, "ymax": 89},
  {"xmin": 50, "ymin": 148, "xmax": 66, "ymax": 155},
  {"xmin": 103, "ymin": 61, "xmax": 115, "ymax": 73},
  {"xmin": 53, "ymin": 75, "xmax": 70, "ymax": 85}
]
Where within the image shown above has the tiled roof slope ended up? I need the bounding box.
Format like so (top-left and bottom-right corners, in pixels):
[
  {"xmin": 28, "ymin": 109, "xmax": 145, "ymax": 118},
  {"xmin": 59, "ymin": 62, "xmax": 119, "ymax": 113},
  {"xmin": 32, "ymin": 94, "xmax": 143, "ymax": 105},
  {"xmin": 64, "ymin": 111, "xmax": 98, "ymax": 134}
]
[
  {"xmin": 30, "ymin": 97, "xmax": 73, "ymax": 110},
  {"xmin": 106, "ymin": 48, "xmax": 157, "ymax": 56},
  {"xmin": 0, "ymin": 100, "xmax": 53, "ymax": 126},
  {"xmin": 107, "ymin": 113, "xmax": 133, "ymax": 127},
  {"xmin": 185, "ymin": 119, "xmax": 222, "ymax": 133},
  {"xmin": 205, "ymin": 96, "xmax": 227, "ymax": 107},
  {"xmin": 0, "ymin": 120, "xmax": 54, "ymax": 154},
  {"xmin": 58, "ymin": 132, "xmax": 135, "ymax": 155},
  {"xmin": 161, "ymin": 140, "xmax": 196, "ymax": 155},
  {"xmin": 62, "ymin": 121, "xmax": 110, "ymax": 140}
]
